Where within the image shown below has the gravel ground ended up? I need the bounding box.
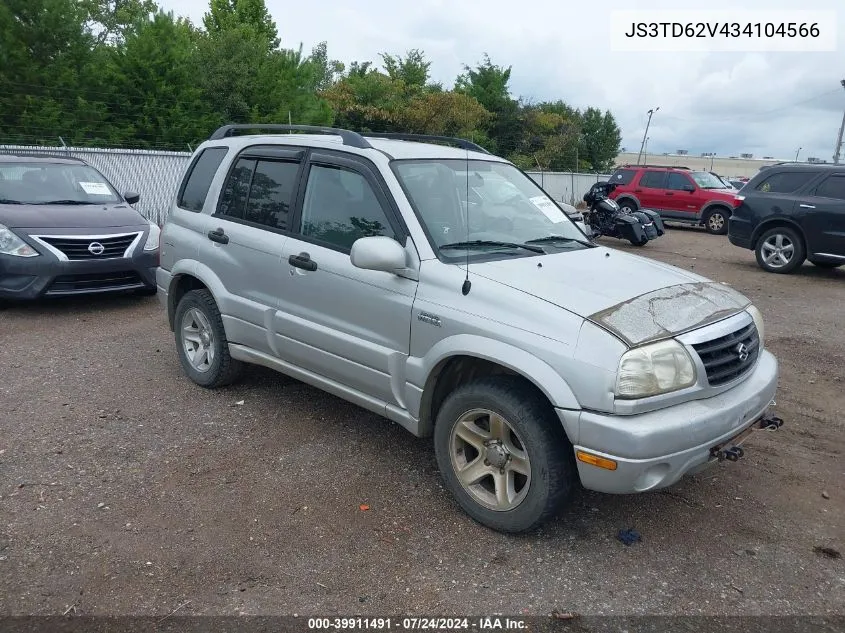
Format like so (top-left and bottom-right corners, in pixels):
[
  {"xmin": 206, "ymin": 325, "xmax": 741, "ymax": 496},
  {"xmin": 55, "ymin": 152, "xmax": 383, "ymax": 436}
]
[{"xmin": 1, "ymin": 226, "xmax": 843, "ymax": 617}]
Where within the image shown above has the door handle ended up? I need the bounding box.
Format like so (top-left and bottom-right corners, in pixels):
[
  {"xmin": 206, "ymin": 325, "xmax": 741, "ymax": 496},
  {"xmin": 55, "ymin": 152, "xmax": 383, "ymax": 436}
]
[
  {"xmin": 289, "ymin": 252, "xmax": 317, "ymax": 272},
  {"xmin": 665, "ymin": 192, "xmax": 674, "ymax": 196},
  {"xmin": 634, "ymin": 189, "xmax": 643, "ymax": 193},
  {"xmin": 207, "ymin": 228, "xmax": 229, "ymax": 244},
  {"xmin": 799, "ymin": 204, "xmax": 816, "ymax": 209}
]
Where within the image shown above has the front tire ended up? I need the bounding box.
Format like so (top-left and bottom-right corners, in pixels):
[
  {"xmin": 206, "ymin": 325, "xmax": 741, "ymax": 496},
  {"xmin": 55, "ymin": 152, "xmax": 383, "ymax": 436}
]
[
  {"xmin": 755, "ymin": 226, "xmax": 805, "ymax": 274},
  {"xmin": 433, "ymin": 376, "xmax": 575, "ymax": 533},
  {"xmin": 174, "ymin": 289, "xmax": 243, "ymax": 388},
  {"xmin": 703, "ymin": 207, "xmax": 730, "ymax": 235}
]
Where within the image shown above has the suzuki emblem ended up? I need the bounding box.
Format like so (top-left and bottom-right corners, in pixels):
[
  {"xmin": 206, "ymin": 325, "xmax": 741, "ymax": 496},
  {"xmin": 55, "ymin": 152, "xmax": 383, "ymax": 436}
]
[
  {"xmin": 735, "ymin": 342, "xmax": 749, "ymax": 362},
  {"xmin": 87, "ymin": 242, "xmax": 105, "ymax": 255}
]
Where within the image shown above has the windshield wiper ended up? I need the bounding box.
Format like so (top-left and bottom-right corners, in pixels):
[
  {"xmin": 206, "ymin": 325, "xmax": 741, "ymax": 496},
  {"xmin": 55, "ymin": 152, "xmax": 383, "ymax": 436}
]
[
  {"xmin": 440, "ymin": 240, "xmax": 545, "ymax": 254},
  {"xmin": 35, "ymin": 200, "xmax": 97, "ymax": 205},
  {"xmin": 525, "ymin": 235, "xmax": 595, "ymax": 248},
  {"xmin": 0, "ymin": 198, "xmax": 23, "ymax": 204}
]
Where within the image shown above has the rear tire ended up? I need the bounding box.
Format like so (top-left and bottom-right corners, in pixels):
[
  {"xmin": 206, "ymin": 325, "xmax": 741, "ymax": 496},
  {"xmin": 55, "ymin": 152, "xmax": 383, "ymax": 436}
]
[
  {"xmin": 433, "ymin": 376, "xmax": 575, "ymax": 533},
  {"xmin": 703, "ymin": 207, "xmax": 730, "ymax": 235},
  {"xmin": 629, "ymin": 237, "xmax": 648, "ymax": 246},
  {"xmin": 617, "ymin": 199, "xmax": 638, "ymax": 214},
  {"xmin": 755, "ymin": 226, "xmax": 805, "ymax": 274},
  {"xmin": 174, "ymin": 289, "xmax": 243, "ymax": 388}
]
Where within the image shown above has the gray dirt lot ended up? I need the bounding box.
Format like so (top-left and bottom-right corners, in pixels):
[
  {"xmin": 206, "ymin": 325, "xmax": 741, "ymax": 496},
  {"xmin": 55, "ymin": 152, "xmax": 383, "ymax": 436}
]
[{"xmin": 1, "ymin": 226, "xmax": 843, "ymax": 617}]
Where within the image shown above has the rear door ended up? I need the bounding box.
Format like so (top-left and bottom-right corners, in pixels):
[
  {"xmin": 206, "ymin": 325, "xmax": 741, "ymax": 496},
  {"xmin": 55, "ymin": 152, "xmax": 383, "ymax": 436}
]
[
  {"xmin": 634, "ymin": 170, "xmax": 667, "ymax": 210},
  {"xmin": 197, "ymin": 145, "xmax": 304, "ymax": 354},
  {"xmin": 274, "ymin": 150, "xmax": 417, "ymax": 407},
  {"xmin": 801, "ymin": 172, "xmax": 845, "ymax": 258},
  {"xmin": 663, "ymin": 171, "xmax": 700, "ymax": 218}
]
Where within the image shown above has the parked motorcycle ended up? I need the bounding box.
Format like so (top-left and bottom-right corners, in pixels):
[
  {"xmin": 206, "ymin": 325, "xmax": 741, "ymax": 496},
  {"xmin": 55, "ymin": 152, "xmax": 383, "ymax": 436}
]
[{"xmin": 583, "ymin": 181, "xmax": 665, "ymax": 246}]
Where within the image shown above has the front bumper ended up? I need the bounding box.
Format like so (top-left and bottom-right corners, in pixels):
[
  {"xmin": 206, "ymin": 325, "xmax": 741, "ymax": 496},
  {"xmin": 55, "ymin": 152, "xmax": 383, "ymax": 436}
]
[
  {"xmin": 557, "ymin": 350, "xmax": 779, "ymax": 494},
  {"xmin": 0, "ymin": 251, "xmax": 157, "ymax": 299}
]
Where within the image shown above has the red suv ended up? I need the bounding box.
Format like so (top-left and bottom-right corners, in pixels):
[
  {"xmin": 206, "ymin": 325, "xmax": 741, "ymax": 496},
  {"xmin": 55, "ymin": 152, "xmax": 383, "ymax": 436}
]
[{"xmin": 606, "ymin": 165, "xmax": 741, "ymax": 235}]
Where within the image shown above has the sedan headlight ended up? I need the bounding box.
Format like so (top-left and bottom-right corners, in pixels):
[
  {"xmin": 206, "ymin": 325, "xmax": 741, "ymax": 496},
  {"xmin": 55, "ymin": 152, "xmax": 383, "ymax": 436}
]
[
  {"xmin": 615, "ymin": 339, "xmax": 696, "ymax": 399},
  {"xmin": 0, "ymin": 224, "xmax": 38, "ymax": 257},
  {"xmin": 746, "ymin": 304, "xmax": 765, "ymax": 348},
  {"xmin": 143, "ymin": 222, "xmax": 160, "ymax": 251}
]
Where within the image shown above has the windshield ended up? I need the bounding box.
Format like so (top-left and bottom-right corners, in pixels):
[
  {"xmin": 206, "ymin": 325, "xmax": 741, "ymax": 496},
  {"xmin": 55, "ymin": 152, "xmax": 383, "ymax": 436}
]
[
  {"xmin": 0, "ymin": 162, "xmax": 121, "ymax": 204},
  {"xmin": 393, "ymin": 159, "xmax": 587, "ymax": 259},
  {"xmin": 691, "ymin": 171, "xmax": 730, "ymax": 189}
]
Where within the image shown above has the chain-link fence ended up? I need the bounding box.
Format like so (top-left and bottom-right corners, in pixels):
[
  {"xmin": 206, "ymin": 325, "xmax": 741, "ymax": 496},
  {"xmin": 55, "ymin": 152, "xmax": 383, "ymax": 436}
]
[
  {"xmin": 0, "ymin": 144, "xmax": 610, "ymax": 223},
  {"xmin": 0, "ymin": 144, "xmax": 191, "ymax": 226}
]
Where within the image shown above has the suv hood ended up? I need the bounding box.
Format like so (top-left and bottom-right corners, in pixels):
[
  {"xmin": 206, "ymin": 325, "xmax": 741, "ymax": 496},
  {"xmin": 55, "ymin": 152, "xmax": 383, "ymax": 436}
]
[
  {"xmin": 0, "ymin": 202, "xmax": 147, "ymax": 229},
  {"xmin": 471, "ymin": 246, "xmax": 751, "ymax": 346}
]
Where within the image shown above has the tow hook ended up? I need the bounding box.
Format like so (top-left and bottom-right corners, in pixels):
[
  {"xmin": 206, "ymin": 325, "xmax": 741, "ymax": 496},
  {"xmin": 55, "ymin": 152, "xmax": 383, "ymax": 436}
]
[
  {"xmin": 760, "ymin": 414, "xmax": 784, "ymax": 431},
  {"xmin": 713, "ymin": 446, "xmax": 745, "ymax": 462}
]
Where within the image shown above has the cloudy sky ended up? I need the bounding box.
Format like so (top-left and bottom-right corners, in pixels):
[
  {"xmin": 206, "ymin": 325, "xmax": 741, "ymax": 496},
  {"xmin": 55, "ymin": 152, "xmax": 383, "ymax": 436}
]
[{"xmin": 160, "ymin": 0, "xmax": 844, "ymax": 161}]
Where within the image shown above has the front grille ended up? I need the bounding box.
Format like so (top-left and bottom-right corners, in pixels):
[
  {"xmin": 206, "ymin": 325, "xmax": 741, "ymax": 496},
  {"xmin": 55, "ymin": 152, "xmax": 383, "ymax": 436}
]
[
  {"xmin": 46, "ymin": 271, "xmax": 143, "ymax": 295},
  {"xmin": 36, "ymin": 233, "xmax": 140, "ymax": 260},
  {"xmin": 691, "ymin": 322, "xmax": 759, "ymax": 386}
]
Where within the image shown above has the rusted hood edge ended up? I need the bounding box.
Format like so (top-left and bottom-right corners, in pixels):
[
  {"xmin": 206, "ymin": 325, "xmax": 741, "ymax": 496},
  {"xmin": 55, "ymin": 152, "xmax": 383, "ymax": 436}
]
[{"xmin": 587, "ymin": 281, "xmax": 752, "ymax": 347}]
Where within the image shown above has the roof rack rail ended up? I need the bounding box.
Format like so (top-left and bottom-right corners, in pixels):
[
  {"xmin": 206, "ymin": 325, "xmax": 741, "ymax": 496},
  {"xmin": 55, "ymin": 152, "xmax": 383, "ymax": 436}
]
[
  {"xmin": 208, "ymin": 124, "xmax": 373, "ymax": 149},
  {"xmin": 621, "ymin": 163, "xmax": 691, "ymax": 170},
  {"xmin": 363, "ymin": 132, "xmax": 491, "ymax": 154}
]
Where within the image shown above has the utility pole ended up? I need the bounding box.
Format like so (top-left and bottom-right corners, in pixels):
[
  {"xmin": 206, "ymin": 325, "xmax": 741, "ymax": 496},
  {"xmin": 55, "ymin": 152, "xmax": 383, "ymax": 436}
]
[
  {"xmin": 636, "ymin": 107, "xmax": 659, "ymax": 165},
  {"xmin": 794, "ymin": 147, "xmax": 801, "ymax": 162},
  {"xmin": 834, "ymin": 79, "xmax": 845, "ymax": 165},
  {"xmin": 643, "ymin": 137, "xmax": 650, "ymax": 164}
]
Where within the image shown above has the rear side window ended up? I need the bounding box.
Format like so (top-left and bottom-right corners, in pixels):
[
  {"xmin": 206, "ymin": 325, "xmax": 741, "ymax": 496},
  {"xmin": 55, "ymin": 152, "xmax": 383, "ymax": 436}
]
[
  {"xmin": 813, "ymin": 175, "xmax": 845, "ymax": 201},
  {"xmin": 243, "ymin": 160, "xmax": 300, "ymax": 230},
  {"xmin": 666, "ymin": 172, "xmax": 693, "ymax": 190},
  {"xmin": 177, "ymin": 147, "xmax": 228, "ymax": 212},
  {"xmin": 217, "ymin": 158, "xmax": 256, "ymax": 219},
  {"xmin": 640, "ymin": 171, "xmax": 667, "ymax": 188},
  {"xmin": 216, "ymin": 158, "xmax": 300, "ymax": 231},
  {"xmin": 754, "ymin": 171, "xmax": 815, "ymax": 194},
  {"xmin": 609, "ymin": 169, "xmax": 637, "ymax": 185}
]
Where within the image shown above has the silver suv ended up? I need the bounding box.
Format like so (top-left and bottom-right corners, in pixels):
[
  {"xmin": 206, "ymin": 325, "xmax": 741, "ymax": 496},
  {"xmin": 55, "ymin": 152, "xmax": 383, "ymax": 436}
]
[{"xmin": 157, "ymin": 125, "xmax": 783, "ymax": 533}]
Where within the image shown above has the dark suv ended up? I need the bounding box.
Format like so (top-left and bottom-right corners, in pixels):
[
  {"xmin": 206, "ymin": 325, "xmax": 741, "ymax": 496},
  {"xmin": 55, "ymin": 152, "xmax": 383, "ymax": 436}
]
[
  {"xmin": 728, "ymin": 163, "xmax": 845, "ymax": 274},
  {"xmin": 607, "ymin": 165, "xmax": 740, "ymax": 235}
]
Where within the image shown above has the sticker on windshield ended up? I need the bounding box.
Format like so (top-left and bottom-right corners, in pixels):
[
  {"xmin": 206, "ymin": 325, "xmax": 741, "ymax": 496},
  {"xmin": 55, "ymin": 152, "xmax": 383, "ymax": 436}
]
[
  {"xmin": 529, "ymin": 195, "xmax": 564, "ymax": 223},
  {"xmin": 79, "ymin": 182, "xmax": 111, "ymax": 195}
]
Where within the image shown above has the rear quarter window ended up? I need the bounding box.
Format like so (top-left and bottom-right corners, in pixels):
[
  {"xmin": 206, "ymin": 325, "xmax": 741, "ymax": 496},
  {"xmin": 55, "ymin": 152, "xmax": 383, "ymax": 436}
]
[
  {"xmin": 753, "ymin": 171, "xmax": 816, "ymax": 194},
  {"xmin": 177, "ymin": 147, "xmax": 229, "ymax": 212},
  {"xmin": 609, "ymin": 169, "xmax": 637, "ymax": 185}
]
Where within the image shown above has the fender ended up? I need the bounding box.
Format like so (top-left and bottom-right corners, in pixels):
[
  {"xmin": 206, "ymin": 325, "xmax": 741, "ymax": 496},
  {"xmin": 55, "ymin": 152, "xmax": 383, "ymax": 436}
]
[
  {"xmin": 165, "ymin": 259, "xmax": 225, "ymax": 326},
  {"xmin": 615, "ymin": 194, "xmax": 641, "ymax": 210},
  {"xmin": 750, "ymin": 216, "xmax": 807, "ymax": 248},
  {"xmin": 405, "ymin": 334, "xmax": 581, "ymax": 429},
  {"xmin": 700, "ymin": 200, "xmax": 734, "ymax": 219}
]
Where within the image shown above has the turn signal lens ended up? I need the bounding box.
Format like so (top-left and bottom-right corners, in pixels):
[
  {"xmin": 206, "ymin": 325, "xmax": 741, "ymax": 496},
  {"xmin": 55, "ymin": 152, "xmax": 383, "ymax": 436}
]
[{"xmin": 576, "ymin": 451, "xmax": 618, "ymax": 471}]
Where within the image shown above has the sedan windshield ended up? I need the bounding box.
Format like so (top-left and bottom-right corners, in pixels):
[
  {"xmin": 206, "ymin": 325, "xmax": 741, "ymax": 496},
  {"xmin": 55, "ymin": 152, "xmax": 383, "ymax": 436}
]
[
  {"xmin": 691, "ymin": 171, "xmax": 730, "ymax": 189},
  {"xmin": 0, "ymin": 162, "xmax": 121, "ymax": 205},
  {"xmin": 393, "ymin": 159, "xmax": 587, "ymax": 258}
]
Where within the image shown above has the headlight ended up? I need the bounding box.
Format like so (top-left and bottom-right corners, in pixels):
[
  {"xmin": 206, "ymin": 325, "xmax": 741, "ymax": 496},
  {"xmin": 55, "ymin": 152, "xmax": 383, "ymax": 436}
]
[
  {"xmin": 746, "ymin": 304, "xmax": 764, "ymax": 348},
  {"xmin": 143, "ymin": 223, "xmax": 160, "ymax": 251},
  {"xmin": 615, "ymin": 339, "xmax": 696, "ymax": 399},
  {"xmin": 0, "ymin": 224, "xmax": 38, "ymax": 257}
]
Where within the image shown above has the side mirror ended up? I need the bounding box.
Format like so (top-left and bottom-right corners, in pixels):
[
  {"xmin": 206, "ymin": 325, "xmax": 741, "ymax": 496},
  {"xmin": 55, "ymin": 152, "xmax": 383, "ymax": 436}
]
[
  {"xmin": 124, "ymin": 191, "xmax": 141, "ymax": 205},
  {"xmin": 350, "ymin": 236, "xmax": 406, "ymax": 273}
]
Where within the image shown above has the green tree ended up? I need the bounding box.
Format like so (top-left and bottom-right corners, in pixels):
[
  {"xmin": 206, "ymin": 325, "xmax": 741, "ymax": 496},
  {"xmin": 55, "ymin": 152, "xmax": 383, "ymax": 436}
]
[
  {"xmin": 380, "ymin": 49, "xmax": 431, "ymax": 89},
  {"xmin": 455, "ymin": 54, "xmax": 521, "ymax": 155},
  {"xmin": 107, "ymin": 10, "xmax": 215, "ymax": 148},
  {"xmin": 203, "ymin": 0, "xmax": 279, "ymax": 50},
  {"xmin": 81, "ymin": 0, "xmax": 158, "ymax": 44},
  {"xmin": 578, "ymin": 107, "xmax": 622, "ymax": 172}
]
